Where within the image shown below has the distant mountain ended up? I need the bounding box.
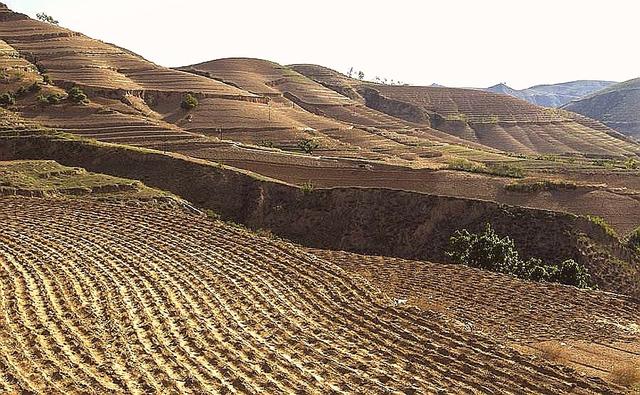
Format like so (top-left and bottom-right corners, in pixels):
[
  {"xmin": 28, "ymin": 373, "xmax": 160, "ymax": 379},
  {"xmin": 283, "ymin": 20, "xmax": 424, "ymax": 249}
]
[
  {"xmin": 563, "ymin": 78, "xmax": 640, "ymax": 138},
  {"xmin": 484, "ymin": 80, "xmax": 616, "ymax": 108}
]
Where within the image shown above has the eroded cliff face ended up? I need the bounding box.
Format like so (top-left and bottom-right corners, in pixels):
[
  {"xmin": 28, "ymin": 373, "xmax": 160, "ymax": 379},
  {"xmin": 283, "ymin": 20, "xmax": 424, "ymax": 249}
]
[
  {"xmin": 356, "ymin": 86, "xmax": 431, "ymax": 125},
  {"xmin": 2, "ymin": 127, "xmax": 638, "ymax": 298}
]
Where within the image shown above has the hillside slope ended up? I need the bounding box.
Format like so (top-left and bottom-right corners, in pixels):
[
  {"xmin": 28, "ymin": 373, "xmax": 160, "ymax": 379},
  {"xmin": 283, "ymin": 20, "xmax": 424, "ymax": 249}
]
[
  {"xmin": 564, "ymin": 77, "xmax": 640, "ymax": 139},
  {"xmin": 0, "ymin": 3, "xmax": 509, "ymax": 169},
  {"xmin": 311, "ymin": 249, "xmax": 640, "ymax": 386},
  {"xmin": 0, "ymin": 4, "xmax": 254, "ymax": 99},
  {"xmin": 291, "ymin": 64, "xmax": 640, "ymax": 157},
  {"xmin": 485, "ymin": 80, "xmax": 615, "ymax": 108},
  {"xmin": 178, "ymin": 57, "xmax": 513, "ymax": 164},
  {"xmin": 0, "ymin": 196, "xmax": 625, "ymax": 394},
  {"xmin": 2, "ymin": 115, "xmax": 640, "ymax": 300}
]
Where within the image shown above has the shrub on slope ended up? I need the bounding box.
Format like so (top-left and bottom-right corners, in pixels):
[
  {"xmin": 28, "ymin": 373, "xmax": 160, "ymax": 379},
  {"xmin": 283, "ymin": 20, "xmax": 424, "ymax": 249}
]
[{"xmin": 447, "ymin": 223, "xmax": 591, "ymax": 288}]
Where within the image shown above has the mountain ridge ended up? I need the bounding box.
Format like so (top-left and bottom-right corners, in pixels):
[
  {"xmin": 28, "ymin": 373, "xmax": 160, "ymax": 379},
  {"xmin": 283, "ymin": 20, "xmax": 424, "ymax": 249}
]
[
  {"xmin": 484, "ymin": 80, "xmax": 616, "ymax": 107},
  {"xmin": 563, "ymin": 77, "xmax": 640, "ymax": 138}
]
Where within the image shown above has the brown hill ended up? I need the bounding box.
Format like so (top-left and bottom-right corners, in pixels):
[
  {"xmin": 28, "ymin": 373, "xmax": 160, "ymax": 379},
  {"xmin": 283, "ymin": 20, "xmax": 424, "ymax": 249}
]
[
  {"xmin": 0, "ymin": 194, "xmax": 625, "ymax": 393},
  {"xmin": 2, "ymin": 116, "xmax": 640, "ymax": 301},
  {"xmin": 564, "ymin": 77, "xmax": 640, "ymax": 139},
  {"xmin": 0, "ymin": 84, "xmax": 639, "ymax": 392},
  {"xmin": 311, "ymin": 248, "xmax": 640, "ymax": 386},
  {"xmin": 290, "ymin": 64, "xmax": 640, "ymax": 157},
  {"xmin": 0, "ymin": 5, "xmax": 254, "ymax": 98},
  {"xmin": 0, "ymin": 148, "xmax": 636, "ymax": 392},
  {"xmin": 178, "ymin": 57, "xmax": 511, "ymax": 164},
  {"xmin": 2, "ymin": 5, "xmax": 640, "ymax": 239},
  {"xmin": 0, "ymin": 6, "xmax": 502, "ymax": 169},
  {"xmin": 1, "ymin": 2, "xmax": 640, "ymax": 241}
]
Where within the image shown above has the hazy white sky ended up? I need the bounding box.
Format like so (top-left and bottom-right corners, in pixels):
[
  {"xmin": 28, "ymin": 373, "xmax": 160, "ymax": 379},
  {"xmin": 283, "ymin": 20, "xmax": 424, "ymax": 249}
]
[{"xmin": 5, "ymin": 0, "xmax": 639, "ymax": 89}]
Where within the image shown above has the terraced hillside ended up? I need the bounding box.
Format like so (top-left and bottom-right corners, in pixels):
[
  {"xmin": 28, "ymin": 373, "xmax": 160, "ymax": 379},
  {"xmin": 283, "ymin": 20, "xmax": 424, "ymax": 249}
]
[
  {"xmin": 0, "ymin": 5, "xmax": 255, "ymax": 99},
  {"xmin": 0, "ymin": 4, "xmax": 507, "ymax": 168},
  {"xmin": 311, "ymin": 249, "xmax": 640, "ymax": 388},
  {"xmin": 178, "ymin": 58, "xmax": 513, "ymax": 164},
  {"xmin": 0, "ymin": 195, "xmax": 627, "ymax": 394},
  {"xmin": 0, "ymin": 159, "xmax": 184, "ymax": 208},
  {"xmin": 2, "ymin": 117, "xmax": 640, "ymax": 301},
  {"xmin": 291, "ymin": 64, "xmax": 640, "ymax": 157},
  {"xmin": 3, "ymin": 2, "xmax": 640, "ymax": 187},
  {"xmin": 564, "ymin": 77, "xmax": 640, "ymax": 139}
]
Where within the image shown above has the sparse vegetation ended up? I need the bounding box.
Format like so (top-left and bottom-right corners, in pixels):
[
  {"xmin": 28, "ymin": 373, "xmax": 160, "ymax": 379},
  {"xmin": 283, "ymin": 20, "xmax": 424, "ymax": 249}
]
[
  {"xmin": 0, "ymin": 92, "xmax": 15, "ymax": 106},
  {"xmin": 181, "ymin": 93, "xmax": 199, "ymax": 110},
  {"xmin": 486, "ymin": 163, "xmax": 525, "ymax": 178},
  {"xmin": 36, "ymin": 94, "xmax": 49, "ymax": 105},
  {"xmin": 593, "ymin": 159, "xmax": 616, "ymax": 169},
  {"xmin": 0, "ymin": 160, "xmax": 169, "ymax": 200},
  {"xmin": 446, "ymin": 158, "xmax": 525, "ymax": 178},
  {"xmin": 42, "ymin": 74, "xmax": 52, "ymax": 84},
  {"xmin": 585, "ymin": 215, "xmax": 618, "ymax": 239},
  {"xmin": 297, "ymin": 139, "xmax": 319, "ymax": 154},
  {"xmin": 203, "ymin": 209, "xmax": 221, "ymax": 221},
  {"xmin": 259, "ymin": 140, "xmax": 275, "ymax": 148},
  {"xmin": 300, "ymin": 181, "xmax": 314, "ymax": 194},
  {"xmin": 625, "ymin": 226, "xmax": 640, "ymax": 253},
  {"xmin": 477, "ymin": 115, "xmax": 500, "ymax": 123},
  {"xmin": 446, "ymin": 223, "xmax": 591, "ymax": 288},
  {"xmin": 36, "ymin": 12, "xmax": 59, "ymax": 25},
  {"xmin": 15, "ymin": 86, "xmax": 27, "ymax": 98},
  {"xmin": 41, "ymin": 93, "xmax": 64, "ymax": 105},
  {"xmin": 66, "ymin": 86, "xmax": 88, "ymax": 104},
  {"xmin": 505, "ymin": 179, "xmax": 580, "ymax": 193},
  {"xmin": 445, "ymin": 113, "xmax": 468, "ymax": 122}
]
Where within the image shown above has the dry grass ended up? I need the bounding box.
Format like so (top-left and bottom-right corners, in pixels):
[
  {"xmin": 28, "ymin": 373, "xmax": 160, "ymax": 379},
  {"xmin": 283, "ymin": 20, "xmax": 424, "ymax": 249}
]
[{"xmin": 610, "ymin": 363, "xmax": 640, "ymax": 387}]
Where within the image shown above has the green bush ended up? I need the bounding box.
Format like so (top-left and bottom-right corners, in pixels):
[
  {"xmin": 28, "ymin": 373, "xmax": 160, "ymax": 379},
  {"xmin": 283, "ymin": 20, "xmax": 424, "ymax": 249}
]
[
  {"xmin": 43, "ymin": 93, "xmax": 64, "ymax": 105},
  {"xmin": 547, "ymin": 259, "xmax": 591, "ymax": 288},
  {"xmin": 447, "ymin": 223, "xmax": 521, "ymax": 274},
  {"xmin": 42, "ymin": 74, "xmax": 52, "ymax": 84},
  {"xmin": 66, "ymin": 86, "xmax": 88, "ymax": 104},
  {"xmin": 298, "ymin": 139, "xmax": 319, "ymax": 154},
  {"xmin": 181, "ymin": 93, "xmax": 198, "ymax": 110},
  {"xmin": 446, "ymin": 223, "xmax": 591, "ymax": 288},
  {"xmin": 0, "ymin": 92, "xmax": 15, "ymax": 106}
]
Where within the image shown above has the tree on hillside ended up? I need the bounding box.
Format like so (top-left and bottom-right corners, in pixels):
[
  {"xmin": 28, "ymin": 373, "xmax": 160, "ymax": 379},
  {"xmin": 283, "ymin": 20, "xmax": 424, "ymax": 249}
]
[
  {"xmin": 66, "ymin": 86, "xmax": 88, "ymax": 104},
  {"xmin": 36, "ymin": 12, "xmax": 59, "ymax": 25},
  {"xmin": 357, "ymin": 71, "xmax": 365, "ymax": 80},
  {"xmin": 181, "ymin": 93, "xmax": 199, "ymax": 110},
  {"xmin": 347, "ymin": 67, "xmax": 354, "ymax": 78},
  {"xmin": 297, "ymin": 139, "xmax": 319, "ymax": 154}
]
